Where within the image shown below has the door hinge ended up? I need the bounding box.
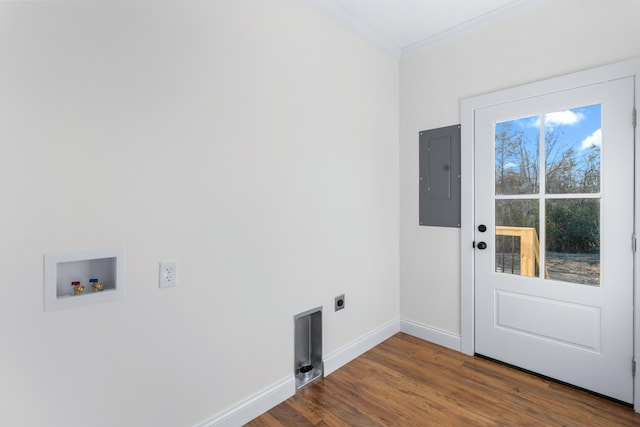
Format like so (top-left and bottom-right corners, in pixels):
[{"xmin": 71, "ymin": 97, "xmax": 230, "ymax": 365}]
[
  {"xmin": 633, "ymin": 107, "xmax": 637, "ymax": 128},
  {"xmin": 633, "ymin": 359, "xmax": 636, "ymax": 377},
  {"xmin": 633, "ymin": 234, "xmax": 637, "ymax": 253}
]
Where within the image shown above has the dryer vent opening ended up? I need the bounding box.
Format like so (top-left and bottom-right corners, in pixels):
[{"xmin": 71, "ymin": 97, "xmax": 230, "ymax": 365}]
[{"xmin": 294, "ymin": 307, "xmax": 322, "ymax": 390}]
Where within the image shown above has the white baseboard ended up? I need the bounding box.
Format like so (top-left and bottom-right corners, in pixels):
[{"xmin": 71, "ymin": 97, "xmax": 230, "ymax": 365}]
[
  {"xmin": 195, "ymin": 375, "xmax": 295, "ymax": 427},
  {"xmin": 197, "ymin": 318, "xmax": 416, "ymax": 427},
  {"xmin": 323, "ymin": 318, "xmax": 400, "ymax": 376},
  {"xmin": 400, "ymin": 318, "xmax": 461, "ymax": 352}
]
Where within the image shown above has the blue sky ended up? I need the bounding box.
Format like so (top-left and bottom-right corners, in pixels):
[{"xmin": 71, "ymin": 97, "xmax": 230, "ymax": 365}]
[
  {"xmin": 517, "ymin": 104, "xmax": 602, "ymax": 152},
  {"xmin": 497, "ymin": 103, "xmax": 602, "ymax": 169},
  {"xmin": 543, "ymin": 104, "xmax": 601, "ymax": 151}
]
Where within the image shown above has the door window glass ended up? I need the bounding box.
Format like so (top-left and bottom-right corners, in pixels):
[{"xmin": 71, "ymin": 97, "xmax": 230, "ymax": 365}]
[
  {"xmin": 494, "ymin": 104, "xmax": 601, "ymax": 285},
  {"xmin": 495, "ymin": 200, "xmax": 540, "ymax": 277},
  {"xmin": 545, "ymin": 199, "xmax": 600, "ymax": 285},
  {"xmin": 545, "ymin": 105, "xmax": 601, "ymax": 194},
  {"xmin": 495, "ymin": 115, "xmax": 540, "ymax": 195}
]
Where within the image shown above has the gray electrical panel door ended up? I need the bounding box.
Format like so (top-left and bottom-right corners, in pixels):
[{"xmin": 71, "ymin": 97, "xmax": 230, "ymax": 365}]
[{"xmin": 419, "ymin": 125, "xmax": 461, "ymax": 227}]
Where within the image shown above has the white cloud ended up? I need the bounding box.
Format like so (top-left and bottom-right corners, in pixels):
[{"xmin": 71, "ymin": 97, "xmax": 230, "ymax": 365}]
[
  {"xmin": 504, "ymin": 162, "xmax": 517, "ymax": 170},
  {"xmin": 580, "ymin": 128, "xmax": 601, "ymax": 150},
  {"xmin": 522, "ymin": 110, "xmax": 587, "ymax": 130},
  {"xmin": 545, "ymin": 110, "xmax": 585, "ymax": 127},
  {"xmin": 527, "ymin": 117, "xmax": 541, "ymax": 128}
]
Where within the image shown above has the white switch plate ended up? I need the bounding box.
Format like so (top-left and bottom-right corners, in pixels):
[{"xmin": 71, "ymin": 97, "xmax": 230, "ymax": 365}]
[{"xmin": 159, "ymin": 261, "xmax": 177, "ymax": 288}]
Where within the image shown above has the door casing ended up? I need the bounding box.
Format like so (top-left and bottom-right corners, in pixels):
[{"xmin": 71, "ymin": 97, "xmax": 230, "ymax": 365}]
[{"xmin": 460, "ymin": 57, "xmax": 640, "ymax": 410}]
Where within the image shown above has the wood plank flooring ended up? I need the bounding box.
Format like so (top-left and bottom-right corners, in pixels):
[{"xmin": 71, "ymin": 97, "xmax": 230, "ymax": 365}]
[{"xmin": 246, "ymin": 333, "xmax": 640, "ymax": 426}]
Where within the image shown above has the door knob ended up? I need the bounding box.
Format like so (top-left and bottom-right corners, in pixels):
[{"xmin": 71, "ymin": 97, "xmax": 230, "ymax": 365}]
[{"xmin": 477, "ymin": 242, "xmax": 487, "ymax": 250}]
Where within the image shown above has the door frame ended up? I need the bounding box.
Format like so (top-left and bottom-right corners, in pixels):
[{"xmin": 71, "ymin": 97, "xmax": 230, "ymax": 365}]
[{"xmin": 460, "ymin": 57, "xmax": 640, "ymax": 410}]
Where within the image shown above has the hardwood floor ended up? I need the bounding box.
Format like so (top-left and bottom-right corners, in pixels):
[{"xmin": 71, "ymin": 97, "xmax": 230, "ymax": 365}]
[{"xmin": 246, "ymin": 333, "xmax": 640, "ymax": 426}]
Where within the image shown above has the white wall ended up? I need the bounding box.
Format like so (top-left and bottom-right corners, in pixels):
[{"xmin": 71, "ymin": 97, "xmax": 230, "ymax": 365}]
[
  {"xmin": 400, "ymin": 0, "xmax": 640, "ymax": 336},
  {"xmin": 0, "ymin": 1, "xmax": 399, "ymax": 426}
]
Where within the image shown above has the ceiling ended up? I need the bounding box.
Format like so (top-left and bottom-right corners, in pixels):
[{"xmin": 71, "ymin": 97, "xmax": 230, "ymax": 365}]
[{"xmin": 303, "ymin": 0, "xmax": 545, "ymax": 57}]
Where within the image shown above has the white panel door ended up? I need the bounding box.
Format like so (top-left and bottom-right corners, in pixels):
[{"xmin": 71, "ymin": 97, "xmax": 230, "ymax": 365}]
[{"xmin": 474, "ymin": 77, "xmax": 634, "ymax": 403}]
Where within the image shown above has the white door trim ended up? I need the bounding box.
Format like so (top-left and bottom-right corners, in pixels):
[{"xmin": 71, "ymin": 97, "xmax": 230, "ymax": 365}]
[{"xmin": 460, "ymin": 57, "xmax": 640, "ymax": 410}]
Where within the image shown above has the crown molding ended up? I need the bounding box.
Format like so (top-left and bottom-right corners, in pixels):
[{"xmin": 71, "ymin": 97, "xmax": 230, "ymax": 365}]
[
  {"xmin": 302, "ymin": 0, "xmax": 401, "ymax": 58},
  {"xmin": 303, "ymin": 0, "xmax": 551, "ymax": 60},
  {"xmin": 401, "ymin": 0, "xmax": 552, "ymax": 58}
]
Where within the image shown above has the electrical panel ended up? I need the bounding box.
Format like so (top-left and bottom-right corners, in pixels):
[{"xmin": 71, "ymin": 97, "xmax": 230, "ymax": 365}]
[{"xmin": 419, "ymin": 124, "xmax": 461, "ymax": 228}]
